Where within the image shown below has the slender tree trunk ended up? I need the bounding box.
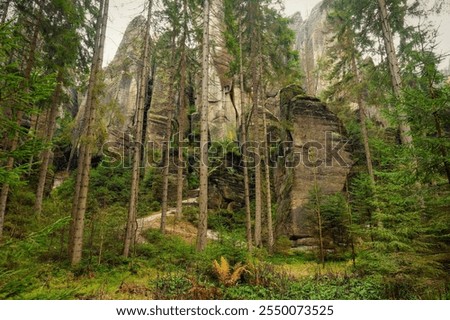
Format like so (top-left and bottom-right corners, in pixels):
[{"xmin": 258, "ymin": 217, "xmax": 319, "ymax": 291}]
[
  {"xmin": 34, "ymin": 70, "xmax": 64, "ymax": 215},
  {"xmin": 239, "ymin": 18, "xmax": 252, "ymax": 251},
  {"xmin": 253, "ymin": 108, "xmax": 262, "ymax": 248},
  {"xmin": 123, "ymin": 0, "xmax": 152, "ymax": 258},
  {"xmin": 350, "ymin": 55, "xmax": 375, "ymax": 185},
  {"xmin": 69, "ymin": 0, "xmax": 109, "ymax": 265},
  {"xmin": 196, "ymin": 0, "xmax": 210, "ymax": 252},
  {"xmin": 176, "ymin": 0, "xmax": 188, "ymax": 221},
  {"xmin": 68, "ymin": 0, "xmax": 105, "ymax": 258},
  {"xmin": 161, "ymin": 22, "xmax": 179, "ymax": 233},
  {"xmin": 313, "ymin": 168, "xmax": 325, "ymax": 268},
  {"xmin": 251, "ymin": 3, "xmax": 262, "ymax": 247},
  {"xmin": 161, "ymin": 114, "xmax": 173, "ymax": 234},
  {"xmin": 0, "ymin": 144, "xmax": 16, "ymax": 240},
  {"xmin": 26, "ymin": 111, "xmax": 42, "ymax": 175},
  {"xmin": 433, "ymin": 112, "xmax": 450, "ymax": 184},
  {"xmin": 262, "ymin": 96, "xmax": 274, "ymax": 252},
  {"xmin": 345, "ymin": 178, "xmax": 356, "ymax": 268},
  {"xmin": 377, "ymin": 0, "xmax": 412, "ymax": 146}
]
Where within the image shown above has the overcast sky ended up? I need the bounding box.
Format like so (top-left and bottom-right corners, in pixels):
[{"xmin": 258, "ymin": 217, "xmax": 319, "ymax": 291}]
[
  {"xmin": 104, "ymin": 0, "xmax": 449, "ymax": 69},
  {"xmin": 104, "ymin": 0, "xmax": 323, "ymax": 65}
]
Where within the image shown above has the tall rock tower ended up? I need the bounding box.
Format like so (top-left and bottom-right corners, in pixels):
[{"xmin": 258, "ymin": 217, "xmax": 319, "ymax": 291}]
[{"xmin": 290, "ymin": 1, "xmax": 332, "ymax": 96}]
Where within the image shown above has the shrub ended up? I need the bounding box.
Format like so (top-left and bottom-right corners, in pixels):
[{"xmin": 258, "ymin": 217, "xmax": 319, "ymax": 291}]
[
  {"xmin": 274, "ymin": 236, "xmax": 292, "ymax": 256},
  {"xmin": 136, "ymin": 230, "xmax": 196, "ymax": 271},
  {"xmin": 151, "ymin": 273, "xmax": 221, "ymax": 300},
  {"xmin": 152, "ymin": 273, "xmax": 192, "ymax": 300}
]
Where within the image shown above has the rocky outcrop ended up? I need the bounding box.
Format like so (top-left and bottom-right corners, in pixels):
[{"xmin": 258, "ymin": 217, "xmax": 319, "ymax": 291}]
[
  {"xmin": 275, "ymin": 85, "xmax": 352, "ymax": 246},
  {"xmin": 290, "ymin": 1, "xmax": 332, "ymax": 96},
  {"xmin": 209, "ymin": 166, "xmax": 245, "ymax": 211},
  {"xmin": 102, "ymin": 16, "xmax": 146, "ymax": 151},
  {"xmin": 96, "ymin": 16, "xmax": 176, "ymax": 161},
  {"xmin": 204, "ymin": 0, "xmax": 240, "ymax": 142}
]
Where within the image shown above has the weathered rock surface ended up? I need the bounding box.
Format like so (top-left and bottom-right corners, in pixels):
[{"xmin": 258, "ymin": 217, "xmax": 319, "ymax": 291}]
[
  {"xmin": 275, "ymin": 85, "xmax": 352, "ymax": 245},
  {"xmin": 204, "ymin": 0, "xmax": 240, "ymax": 142},
  {"xmin": 103, "ymin": 16, "xmax": 146, "ymax": 151},
  {"xmin": 208, "ymin": 163, "xmax": 245, "ymax": 211},
  {"xmin": 289, "ymin": 1, "xmax": 332, "ymax": 96}
]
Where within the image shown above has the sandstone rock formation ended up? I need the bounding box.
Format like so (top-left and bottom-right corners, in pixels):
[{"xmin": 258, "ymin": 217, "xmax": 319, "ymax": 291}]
[
  {"xmin": 103, "ymin": 16, "xmax": 146, "ymax": 151},
  {"xmin": 290, "ymin": 1, "xmax": 332, "ymax": 96},
  {"xmin": 275, "ymin": 85, "xmax": 352, "ymax": 247},
  {"xmin": 204, "ymin": 0, "xmax": 240, "ymax": 142},
  {"xmin": 92, "ymin": 8, "xmax": 353, "ymax": 247}
]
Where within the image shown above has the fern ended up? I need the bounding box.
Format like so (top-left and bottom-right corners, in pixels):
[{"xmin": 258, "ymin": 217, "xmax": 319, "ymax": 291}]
[{"xmin": 212, "ymin": 257, "xmax": 246, "ymax": 287}]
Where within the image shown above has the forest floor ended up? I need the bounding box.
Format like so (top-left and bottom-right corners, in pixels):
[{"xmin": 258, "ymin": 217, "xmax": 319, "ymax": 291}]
[
  {"xmin": 136, "ymin": 213, "xmax": 351, "ymax": 278},
  {"xmin": 0, "ymin": 215, "xmax": 427, "ymax": 300}
]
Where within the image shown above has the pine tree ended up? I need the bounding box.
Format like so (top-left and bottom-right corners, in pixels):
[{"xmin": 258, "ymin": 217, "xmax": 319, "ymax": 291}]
[
  {"xmin": 123, "ymin": 0, "xmax": 152, "ymax": 258},
  {"xmin": 69, "ymin": 0, "xmax": 109, "ymax": 265},
  {"xmin": 34, "ymin": 0, "xmax": 85, "ymax": 215},
  {"xmin": 0, "ymin": 1, "xmax": 46, "ymax": 240},
  {"xmin": 175, "ymin": 0, "xmax": 189, "ymax": 221},
  {"xmin": 324, "ymin": 2, "xmax": 376, "ymax": 184},
  {"xmin": 0, "ymin": 21, "xmax": 55, "ymax": 240},
  {"xmin": 238, "ymin": 14, "xmax": 253, "ymax": 251},
  {"xmin": 196, "ymin": 0, "xmax": 210, "ymax": 252},
  {"xmin": 262, "ymin": 92, "xmax": 274, "ymax": 252},
  {"xmin": 376, "ymin": 0, "xmax": 413, "ymax": 146}
]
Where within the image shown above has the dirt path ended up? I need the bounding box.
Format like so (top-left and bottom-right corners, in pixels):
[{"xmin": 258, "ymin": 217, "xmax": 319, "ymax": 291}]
[{"xmin": 135, "ymin": 197, "xmax": 218, "ymax": 244}]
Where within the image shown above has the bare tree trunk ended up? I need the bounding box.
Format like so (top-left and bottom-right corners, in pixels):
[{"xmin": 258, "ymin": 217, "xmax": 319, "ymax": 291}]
[
  {"xmin": 239, "ymin": 18, "xmax": 252, "ymax": 251},
  {"xmin": 251, "ymin": 4, "xmax": 262, "ymax": 247},
  {"xmin": 68, "ymin": 0, "xmax": 105, "ymax": 258},
  {"xmin": 161, "ymin": 114, "xmax": 172, "ymax": 234},
  {"xmin": 34, "ymin": 70, "xmax": 64, "ymax": 215},
  {"xmin": 69, "ymin": 0, "xmax": 109, "ymax": 265},
  {"xmin": 123, "ymin": 0, "xmax": 152, "ymax": 258},
  {"xmin": 175, "ymin": 0, "xmax": 188, "ymax": 221},
  {"xmin": 433, "ymin": 113, "xmax": 450, "ymax": 184},
  {"xmin": 161, "ymin": 19, "xmax": 179, "ymax": 234},
  {"xmin": 196, "ymin": 0, "xmax": 210, "ymax": 252},
  {"xmin": 377, "ymin": 0, "xmax": 412, "ymax": 146},
  {"xmin": 313, "ymin": 167, "xmax": 325, "ymax": 268},
  {"xmin": 262, "ymin": 97, "xmax": 274, "ymax": 252},
  {"xmin": 0, "ymin": 140, "xmax": 16, "ymax": 240},
  {"xmin": 350, "ymin": 55, "xmax": 375, "ymax": 185},
  {"xmin": 253, "ymin": 111, "xmax": 262, "ymax": 248},
  {"xmin": 345, "ymin": 178, "xmax": 356, "ymax": 268}
]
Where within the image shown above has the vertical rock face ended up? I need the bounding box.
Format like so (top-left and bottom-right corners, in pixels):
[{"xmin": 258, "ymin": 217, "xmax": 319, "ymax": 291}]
[
  {"xmin": 72, "ymin": 16, "xmax": 146, "ymax": 162},
  {"xmin": 204, "ymin": 0, "xmax": 240, "ymax": 142},
  {"xmin": 102, "ymin": 16, "xmax": 146, "ymax": 151},
  {"xmin": 290, "ymin": 1, "xmax": 331, "ymax": 96},
  {"xmin": 100, "ymin": 15, "xmax": 176, "ymax": 161},
  {"xmin": 275, "ymin": 85, "xmax": 352, "ymax": 246}
]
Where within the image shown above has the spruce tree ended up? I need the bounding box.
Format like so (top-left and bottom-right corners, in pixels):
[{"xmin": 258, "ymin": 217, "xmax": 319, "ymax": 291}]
[
  {"xmin": 123, "ymin": 0, "xmax": 153, "ymax": 258},
  {"xmin": 196, "ymin": 0, "xmax": 210, "ymax": 252},
  {"xmin": 69, "ymin": 0, "xmax": 109, "ymax": 265}
]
